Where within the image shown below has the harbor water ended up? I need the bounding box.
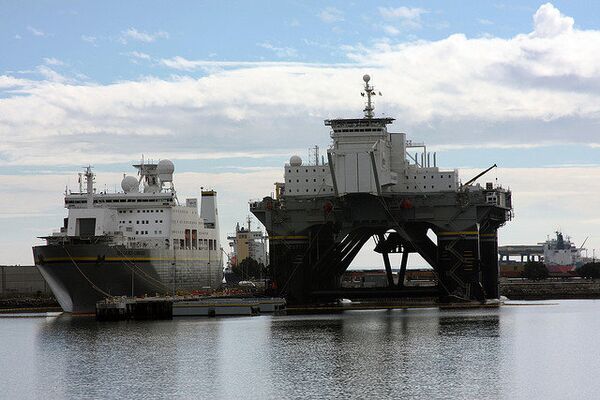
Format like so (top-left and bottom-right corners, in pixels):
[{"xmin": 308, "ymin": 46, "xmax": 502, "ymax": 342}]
[{"xmin": 2, "ymin": 300, "xmax": 600, "ymax": 400}]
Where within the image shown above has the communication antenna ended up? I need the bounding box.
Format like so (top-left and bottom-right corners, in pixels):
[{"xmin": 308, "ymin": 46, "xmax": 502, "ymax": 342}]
[{"xmin": 361, "ymin": 74, "xmax": 381, "ymax": 119}]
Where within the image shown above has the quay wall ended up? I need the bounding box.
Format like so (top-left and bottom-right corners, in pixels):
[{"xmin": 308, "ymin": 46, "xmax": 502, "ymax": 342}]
[{"xmin": 501, "ymin": 280, "xmax": 600, "ymax": 300}]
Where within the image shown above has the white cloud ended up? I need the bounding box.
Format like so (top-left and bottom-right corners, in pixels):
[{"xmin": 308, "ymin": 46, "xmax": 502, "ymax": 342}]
[
  {"xmin": 379, "ymin": 6, "xmax": 427, "ymax": 30},
  {"xmin": 14, "ymin": 34, "xmax": 22, "ymax": 40},
  {"xmin": 158, "ymin": 56, "xmax": 349, "ymax": 71},
  {"xmin": 128, "ymin": 51, "xmax": 152, "ymax": 61},
  {"xmin": 478, "ymin": 19, "xmax": 494, "ymax": 26},
  {"xmin": 35, "ymin": 65, "xmax": 67, "ymax": 83},
  {"xmin": 379, "ymin": 6, "xmax": 427, "ymax": 20},
  {"xmin": 318, "ymin": 7, "xmax": 344, "ymax": 23},
  {"xmin": 120, "ymin": 28, "xmax": 169, "ymax": 44},
  {"xmin": 258, "ymin": 42, "xmax": 298, "ymax": 58},
  {"xmin": 27, "ymin": 26, "xmax": 45, "ymax": 37},
  {"xmin": 383, "ymin": 25, "xmax": 401, "ymax": 36},
  {"xmin": 81, "ymin": 35, "xmax": 98, "ymax": 45},
  {"xmin": 43, "ymin": 57, "xmax": 66, "ymax": 66},
  {"xmin": 532, "ymin": 2, "xmax": 574, "ymax": 38}
]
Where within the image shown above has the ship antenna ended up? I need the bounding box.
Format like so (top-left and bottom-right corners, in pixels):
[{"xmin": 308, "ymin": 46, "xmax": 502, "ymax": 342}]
[{"xmin": 362, "ymin": 74, "xmax": 380, "ymax": 119}]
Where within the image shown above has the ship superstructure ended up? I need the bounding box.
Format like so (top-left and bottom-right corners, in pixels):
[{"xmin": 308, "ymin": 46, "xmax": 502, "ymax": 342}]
[
  {"xmin": 33, "ymin": 160, "xmax": 223, "ymax": 313},
  {"xmin": 252, "ymin": 75, "xmax": 512, "ymax": 305},
  {"xmin": 227, "ymin": 217, "xmax": 268, "ymax": 267}
]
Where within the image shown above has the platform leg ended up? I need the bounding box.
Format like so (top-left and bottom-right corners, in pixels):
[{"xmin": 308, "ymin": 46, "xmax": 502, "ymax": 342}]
[
  {"xmin": 437, "ymin": 228, "xmax": 484, "ymax": 302},
  {"xmin": 480, "ymin": 228, "xmax": 499, "ymax": 299},
  {"xmin": 398, "ymin": 251, "xmax": 408, "ymax": 288}
]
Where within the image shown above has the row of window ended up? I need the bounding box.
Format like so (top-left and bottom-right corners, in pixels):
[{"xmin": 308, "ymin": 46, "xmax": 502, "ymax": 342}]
[
  {"xmin": 288, "ymin": 168, "xmax": 327, "ymax": 173},
  {"xmin": 406, "ymin": 185, "xmax": 453, "ymax": 190},
  {"xmin": 118, "ymin": 209, "xmax": 165, "ymax": 214},
  {"xmin": 289, "ymin": 178, "xmax": 326, "ymax": 183},
  {"xmin": 175, "ymin": 238, "xmax": 218, "ymax": 250},
  {"xmin": 333, "ymin": 128, "xmax": 383, "ymax": 133},
  {"xmin": 67, "ymin": 198, "xmax": 170, "ymax": 204},
  {"xmin": 118, "ymin": 219, "xmax": 165, "ymax": 224},
  {"xmin": 406, "ymin": 174, "xmax": 453, "ymax": 180},
  {"xmin": 291, "ymin": 187, "xmax": 335, "ymax": 193},
  {"xmin": 135, "ymin": 230, "xmax": 163, "ymax": 235}
]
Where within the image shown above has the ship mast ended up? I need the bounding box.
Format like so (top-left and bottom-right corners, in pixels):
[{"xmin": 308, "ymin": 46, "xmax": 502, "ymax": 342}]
[
  {"xmin": 84, "ymin": 165, "xmax": 94, "ymax": 208},
  {"xmin": 361, "ymin": 74, "xmax": 381, "ymax": 119}
]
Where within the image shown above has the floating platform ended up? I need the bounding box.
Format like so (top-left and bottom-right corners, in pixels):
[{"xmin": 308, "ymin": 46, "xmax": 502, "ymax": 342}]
[{"xmin": 96, "ymin": 296, "xmax": 286, "ymax": 320}]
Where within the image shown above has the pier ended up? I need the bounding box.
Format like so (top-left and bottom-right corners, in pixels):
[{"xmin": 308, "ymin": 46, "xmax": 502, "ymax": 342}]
[{"xmin": 96, "ymin": 296, "xmax": 286, "ymax": 320}]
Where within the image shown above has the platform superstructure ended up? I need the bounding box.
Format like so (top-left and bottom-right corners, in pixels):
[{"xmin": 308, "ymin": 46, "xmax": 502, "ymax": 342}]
[
  {"xmin": 33, "ymin": 160, "xmax": 222, "ymax": 313},
  {"xmin": 252, "ymin": 75, "xmax": 512, "ymax": 305}
]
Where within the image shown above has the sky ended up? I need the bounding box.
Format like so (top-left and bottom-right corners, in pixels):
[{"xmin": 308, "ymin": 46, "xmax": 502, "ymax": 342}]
[{"xmin": 2, "ymin": 1, "xmax": 600, "ymax": 268}]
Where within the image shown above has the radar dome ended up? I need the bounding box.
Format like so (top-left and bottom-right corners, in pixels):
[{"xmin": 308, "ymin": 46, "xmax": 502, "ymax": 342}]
[
  {"xmin": 363, "ymin": 74, "xmax": 371, "ymax": 83},
  {"xmin": 158, "ymin": 159, "xmax": 174, "ymax": 182},
  {"xmin": 121, "ymin": 175, "xmax": 139, "ymax": 193},
  {"xmin": 289, "ymin": 155, "xmax": 302, "ymax": 166}
]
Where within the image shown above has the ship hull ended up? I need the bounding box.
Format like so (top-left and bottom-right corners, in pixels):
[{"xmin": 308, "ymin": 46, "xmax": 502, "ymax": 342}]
[
  {"xmin": 546, "ymin": 264, "xmax": 577, "ymax": 274},
  {"xmin": 33, "ymin": 243, "xmax": 223, "ymax": 313}
]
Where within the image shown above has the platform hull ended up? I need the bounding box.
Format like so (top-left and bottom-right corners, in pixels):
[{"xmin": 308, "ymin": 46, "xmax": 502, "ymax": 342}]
[
  {"xmin": 33, "ymin": 244, "xmax": 223, "ymax": 313},
  {"xmin": 252, "ymin": 192, "xmax": 510, "ymax": 305}
]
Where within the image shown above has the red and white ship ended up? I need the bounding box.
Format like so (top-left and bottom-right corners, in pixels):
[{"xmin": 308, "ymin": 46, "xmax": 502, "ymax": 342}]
[{"xmin": 542, "ymin": 231, "xmax": 585, "ymax": 273}]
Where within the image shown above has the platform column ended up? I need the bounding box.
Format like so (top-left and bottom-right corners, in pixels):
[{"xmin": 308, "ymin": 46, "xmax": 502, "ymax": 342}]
[
  {"xmin": 268, "ymin": 236, "xmax": 311, "ymax": 304},
  {"xmin": 397, "ymin": 251, "xmax": 408, "ymax": 288},
  {"xmin": 379, "ymin": 234, "xmax": 395, "ymax": 287},
  {"xmin": 436, "ymin": 228, "xmax": 484, "ymax": 302},
  {"xmin": 480, "ymin": 228, "xmax": 499, "ymax": 299}
]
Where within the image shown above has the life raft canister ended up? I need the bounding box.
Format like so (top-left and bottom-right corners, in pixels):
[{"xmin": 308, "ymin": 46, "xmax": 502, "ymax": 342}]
[{"xmin": 400, "ymin": 199, "xmax": 413, "ymax": 209}]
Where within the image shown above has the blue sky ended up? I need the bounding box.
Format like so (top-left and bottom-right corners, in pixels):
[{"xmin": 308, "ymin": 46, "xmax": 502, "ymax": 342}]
[
  {"xmin": 2, "ymin": 1, "xmax": 600, "ymax": 266},
  {"xmin": 3, "ymin": 1, "xmax": 600, "ymax": 83}
]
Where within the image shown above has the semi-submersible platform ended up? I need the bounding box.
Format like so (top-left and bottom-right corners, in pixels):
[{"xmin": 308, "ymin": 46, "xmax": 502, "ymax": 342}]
[{"xmin": 251, "ymin": 75, "xmax": 513, "ymax": 305}]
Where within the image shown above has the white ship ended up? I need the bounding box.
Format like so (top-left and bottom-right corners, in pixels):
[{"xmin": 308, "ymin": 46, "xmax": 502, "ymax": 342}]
[{"xmin": 33, "ymin": 160, "xmax": 223, "ymax": 313}]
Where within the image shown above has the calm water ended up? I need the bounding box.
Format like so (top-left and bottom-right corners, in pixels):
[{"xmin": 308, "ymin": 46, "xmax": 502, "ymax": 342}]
[{"xmin": 2, "ymin": 300, "xmax": 600, "ymax": 400}]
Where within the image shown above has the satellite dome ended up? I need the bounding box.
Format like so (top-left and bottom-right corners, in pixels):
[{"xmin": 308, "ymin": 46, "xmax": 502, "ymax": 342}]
[
  {"xmin": 121, "ymin": 175, "xmax": 139, "ymax": 193},
  {"xmin": 289, "ymin": 155, "xmax": 302, "ymax": 166},
  {"xmin": 363, "ymin": 74, "xmax": 371, "ymax": 83},
  {"xmin": 158, "ymin": 159, "xmax": 174, "ymax": 183},
  {"xmin": 157, "ymin": 159, "xmax": 175, "ymax": 174}
]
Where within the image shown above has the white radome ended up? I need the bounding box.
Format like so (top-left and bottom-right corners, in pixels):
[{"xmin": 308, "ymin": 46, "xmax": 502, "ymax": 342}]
[
  {"xmin": 157, "ymin": 159, "xmax": 175, "ymax": 174},
  {"xmin": 158, "ymin": 159, "xmax": 174, "ymax": 183},
  {"xmin": 121, "ymin": 175, "xmax": 139, "ymax": 193},
  {"xmin": 290, "ymin": 155, "xmax": 302, "ymax": 166}
]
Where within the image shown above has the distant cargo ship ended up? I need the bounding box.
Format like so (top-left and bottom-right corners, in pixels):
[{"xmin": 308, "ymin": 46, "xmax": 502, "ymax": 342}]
[
  {"xmin": 33, "ymin": 160, "xmax": 223, "ymax": 313},
  {"xmin": 499, "ymin": 231, "xmax": 587, "ymax": 276},
  {"xmin": 543, "ymin": 231, "xmax": 586, "ymax": 273}
]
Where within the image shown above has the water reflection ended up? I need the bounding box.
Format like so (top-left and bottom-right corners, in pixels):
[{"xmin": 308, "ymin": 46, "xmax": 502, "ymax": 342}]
[
  {"xmin": 36, "ymin": 316, "xmax": 180, "ymax": 399},
  {"xmin": 267, "ymin": 309, "xmax": 501, "ymax": 399},
  {"xmin": 0, "ymin": 301, "xmax": 595, "ymax": 399}
]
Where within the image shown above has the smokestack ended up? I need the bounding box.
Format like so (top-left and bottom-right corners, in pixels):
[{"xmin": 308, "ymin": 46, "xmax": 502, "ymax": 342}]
[{"xmin": 200, "ymin": 190, "xmax": 219, "ymax": 232}]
